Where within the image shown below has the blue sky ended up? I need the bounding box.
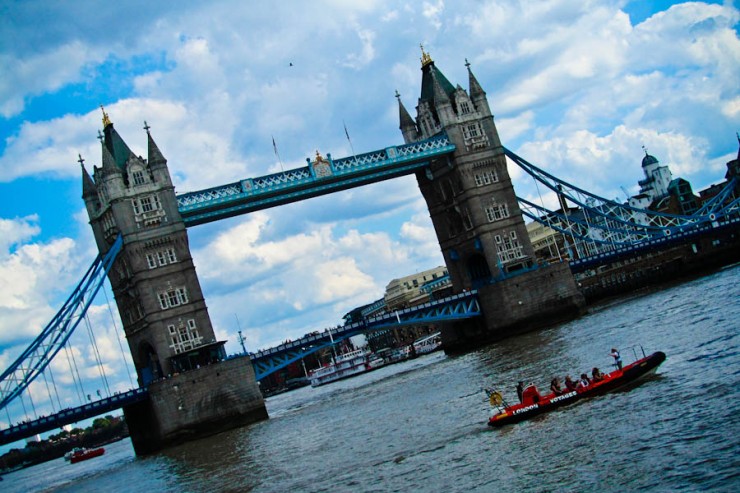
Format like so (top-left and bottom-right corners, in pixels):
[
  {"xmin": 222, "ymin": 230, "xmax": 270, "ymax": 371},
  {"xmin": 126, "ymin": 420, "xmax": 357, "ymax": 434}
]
[{"xmin": 0, "ymin": 0, "xmax": 738, "ymax": 432}]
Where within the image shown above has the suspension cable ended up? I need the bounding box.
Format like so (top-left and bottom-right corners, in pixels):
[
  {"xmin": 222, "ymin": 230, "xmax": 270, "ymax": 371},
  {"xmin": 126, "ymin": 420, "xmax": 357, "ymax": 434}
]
[
  {"xmin": 531, "ymin": 164, "xmax": 563, "ymax": 261},
  {"xmin": 19, "ymin": 392, "xmax": 29, "ymax": 422},
  {"xmin": 103, "ymin": 287, "xmax": 135, "ymax": 388},
  {"xmin": 64, "ymin": 342, "xmax": 85, "ymax": 402},
  {"xmin": 47, "ymin": 364, "xmax": 63, "ymax": 411},
  {"xmin": 26, "ymin": 383, "xmax": 38, "ymax": 419},
  {"xmin": 41, "ymin": 371, "xmax": 56, "ymax": 413},
  {"xmin": 83, "ymin": 308, "xmax": 111, "ymax": 397}
]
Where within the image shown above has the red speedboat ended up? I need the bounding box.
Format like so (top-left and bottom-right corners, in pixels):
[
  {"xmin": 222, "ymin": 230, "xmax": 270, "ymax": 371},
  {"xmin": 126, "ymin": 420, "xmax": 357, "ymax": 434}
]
[
  {"xmin": 487, "ymin": 350, "xmax": 666, "ymax": 427},
  {"xmin": 68, "ymin": 447, "xmax": 105, "ymax": 464}
]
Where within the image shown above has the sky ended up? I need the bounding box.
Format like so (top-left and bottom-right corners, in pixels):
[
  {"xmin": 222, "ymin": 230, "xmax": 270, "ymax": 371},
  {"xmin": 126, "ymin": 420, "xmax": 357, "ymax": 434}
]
[{"xmin": 0, "ymin": 0, "xmax": 738, "ymax": 432}]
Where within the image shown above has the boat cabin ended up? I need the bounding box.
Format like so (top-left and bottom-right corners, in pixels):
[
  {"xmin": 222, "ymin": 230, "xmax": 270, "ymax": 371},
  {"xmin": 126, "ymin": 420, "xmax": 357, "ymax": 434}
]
[{"xmin": 521, "ymin": 384, "xmax": 542, "ymax": 405}]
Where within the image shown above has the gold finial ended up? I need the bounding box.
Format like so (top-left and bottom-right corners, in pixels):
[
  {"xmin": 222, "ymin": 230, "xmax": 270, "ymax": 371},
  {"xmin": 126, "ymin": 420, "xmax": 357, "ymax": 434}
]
[
  {"xmin": 315, "ymin": 149, "xmax": 324, "ymax": 161},
  {"xmin": 420, "ymin": 44, "xmax": 433, "ymax": 67},
  {"xmin": 100, "ymin": 105, "xmax": 111, "ymax": 127}
]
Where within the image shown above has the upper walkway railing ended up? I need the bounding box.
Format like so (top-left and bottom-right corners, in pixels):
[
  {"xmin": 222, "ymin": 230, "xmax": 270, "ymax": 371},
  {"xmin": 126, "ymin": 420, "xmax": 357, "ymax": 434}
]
[{"xmin": 176, "ymin": 135, "xmax": 456, "ymax": 226}]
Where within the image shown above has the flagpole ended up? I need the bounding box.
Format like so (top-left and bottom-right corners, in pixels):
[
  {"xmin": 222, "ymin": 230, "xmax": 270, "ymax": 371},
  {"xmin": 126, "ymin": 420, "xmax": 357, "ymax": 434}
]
[
  {"xmin": 272, "ymin": 135, "xmax": 284, "ymax": 171},
  {"xmin": 343, "ymin": 121, "xmax": 355, "ymax": 158}
]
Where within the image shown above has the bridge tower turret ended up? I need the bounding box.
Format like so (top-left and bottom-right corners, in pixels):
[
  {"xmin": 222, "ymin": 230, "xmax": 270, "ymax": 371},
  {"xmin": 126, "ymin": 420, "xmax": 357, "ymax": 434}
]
[
  {"xmin": 81, "ymin": 109, "xmax": 266, "ymax": 454},
  {"xmin": 400, "ymin": 49, "xmax": 585, "ymax": 350}
]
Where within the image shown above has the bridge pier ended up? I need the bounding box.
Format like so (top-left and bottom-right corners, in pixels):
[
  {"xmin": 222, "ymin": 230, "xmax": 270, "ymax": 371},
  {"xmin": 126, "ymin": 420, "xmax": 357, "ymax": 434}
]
[
  {"xmin": 441, "ymin": 262, "xmax": 584, "ymax": 352},
  {"xmin": 124, "ymin": 358, "xmax": 266, "ymax": 455}
]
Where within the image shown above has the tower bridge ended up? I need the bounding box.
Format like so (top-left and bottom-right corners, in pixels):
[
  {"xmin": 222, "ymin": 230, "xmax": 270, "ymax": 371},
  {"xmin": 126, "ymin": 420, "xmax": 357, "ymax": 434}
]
[{"xmin": 2, "ymin": 48, "xmax": 738, "ymax": 454}]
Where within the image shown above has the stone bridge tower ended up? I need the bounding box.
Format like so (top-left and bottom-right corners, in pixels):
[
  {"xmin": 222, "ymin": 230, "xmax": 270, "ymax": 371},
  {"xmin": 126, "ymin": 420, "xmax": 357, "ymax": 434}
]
[
  {"xmin": 398, "ymin": 50, "xmax": 585, "ymax": 350},
  {"xmin": 81, "ymin": 110, "xmax": 266, "ymax": 454}
]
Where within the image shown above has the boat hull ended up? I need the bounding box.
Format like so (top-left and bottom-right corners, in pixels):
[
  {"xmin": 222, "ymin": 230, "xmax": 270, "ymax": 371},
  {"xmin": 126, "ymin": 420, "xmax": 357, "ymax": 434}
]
[
  {"xmin": 488, "ymin": 351, "xmax": 666, "ymax": 427},
  {"xmin": 69, "ymin": 447, "xmax": 105, "ymax": 463}
]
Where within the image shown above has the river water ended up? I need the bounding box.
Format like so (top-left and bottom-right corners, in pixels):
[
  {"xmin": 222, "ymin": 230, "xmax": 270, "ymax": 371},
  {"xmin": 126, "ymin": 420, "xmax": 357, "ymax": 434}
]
[{"xmin": 3, "ymin": 265, "xmax": 739, "ymax": 492}]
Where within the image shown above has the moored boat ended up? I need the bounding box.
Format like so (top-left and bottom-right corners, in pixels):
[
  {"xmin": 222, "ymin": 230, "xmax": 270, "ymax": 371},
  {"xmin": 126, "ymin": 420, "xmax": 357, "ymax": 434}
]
[
  {"xmin": 487, "ymin": 349, "xmax": 666, "ymax": 427},
  {"xmin": 68, "ymin": 447, "xmax": 105, "ymax": 463},
  {"xmin": 412, "ymin": 332, "xmax": 442, "ymax": 355},
  {"xmin": 309, "ymin": 349, "xmax": 371, "ymax": 387}
]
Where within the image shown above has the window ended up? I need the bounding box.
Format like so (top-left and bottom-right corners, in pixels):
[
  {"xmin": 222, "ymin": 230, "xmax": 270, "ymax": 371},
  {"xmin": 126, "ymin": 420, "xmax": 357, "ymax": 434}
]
[
  {"xmin": 146, "ymin": 253, "xmax": 157, "ymax": 269},
  {"xmin": 168, "ymin": 319, "xmax": 203, "ymax": 354},
  {"xmin": 485, "ymin": 199, "xmax": 509, "ymax": 222},
  {"xmin": 474, "ymin": 170, "xmax": 498, "ymax": 187},
  {"xmin": 462, "ymin": 207, "xmax": 473, "ymax": 230},
  {"xmin": 460, "ymin": 101, "xmax": 471, "ymax": 114},
  {"xmin": 496, "ymin": 230, "xmax": 525, "ymax": 263},
  {"xmin": 133, "ymin": 194, "xmax": 161, "ymax": 215},
  {"xmin": 158, "ymin": 286, "xmax": 189, "ymax": 310},
  {"xmin": 132, "ymin": 170, "xmax": 146, "ymax": 186},
  {"xmin": 146, "ymin": 247, "xmax": 177, "ymax": 269}
]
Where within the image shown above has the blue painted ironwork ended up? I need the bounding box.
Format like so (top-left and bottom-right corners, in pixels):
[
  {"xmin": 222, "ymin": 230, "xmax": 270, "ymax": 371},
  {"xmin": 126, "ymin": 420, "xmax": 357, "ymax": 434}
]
[
  {"xmin": 247, "ymin": 290, "xmax": 480, "ymax": 380},
  {"xmin": 0, "ymin": 388, "xmax": 147, "ymax": 446},
  {"xmin": 506, "ymin": 148, "xmax": 740, "ymax": 262},
  {"xmin": 0, "ymin": 235, "xmax": 123, "ymax": 412},
  {"xmin": 177, "ymin": 135, "xmax": 456, "ymax": 226}
]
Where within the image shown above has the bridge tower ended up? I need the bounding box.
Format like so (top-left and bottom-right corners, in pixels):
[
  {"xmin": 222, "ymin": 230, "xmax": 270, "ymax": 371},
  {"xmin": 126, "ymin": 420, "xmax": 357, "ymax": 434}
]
[
  {"xmin": 81, "ymin": 111, "xmax": 266, "ymax": 454},
  {"xmin": 398, "ymin": 49, "xmax": 585, "ymax": 350}
]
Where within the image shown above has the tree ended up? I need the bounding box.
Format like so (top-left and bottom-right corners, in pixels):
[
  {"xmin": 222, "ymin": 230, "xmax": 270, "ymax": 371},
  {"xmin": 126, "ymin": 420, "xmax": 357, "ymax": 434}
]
[{"xmin": 92, "ymin": 417, "xmax": 111, "ymax": 429}]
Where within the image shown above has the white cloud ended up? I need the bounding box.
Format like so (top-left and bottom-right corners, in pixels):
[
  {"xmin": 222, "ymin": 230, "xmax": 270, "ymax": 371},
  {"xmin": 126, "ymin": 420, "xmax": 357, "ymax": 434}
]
[
  {"xmin": 0, "ymin": 41, "xmax": 104, "ymax": 118},
  {"xmin": 422, "ymin": 1, "xmax": 445, "ymax": 30}
]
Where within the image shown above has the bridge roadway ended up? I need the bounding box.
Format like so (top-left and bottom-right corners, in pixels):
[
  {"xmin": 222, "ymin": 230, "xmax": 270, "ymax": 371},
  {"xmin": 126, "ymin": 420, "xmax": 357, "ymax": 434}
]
[
  {"xmin": 0, "ymin": 388, "xmax": 147, "ymax": 447},
  {"xmin": 247, "ymin": 289, "xmax": 481, "ymax": 380},
  {"xmin": 0, "ymin": 290, "xmax": 480, "ymax": 446}
]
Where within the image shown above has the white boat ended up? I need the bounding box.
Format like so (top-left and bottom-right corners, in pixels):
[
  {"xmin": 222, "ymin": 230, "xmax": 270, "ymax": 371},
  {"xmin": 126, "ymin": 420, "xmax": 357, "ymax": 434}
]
[
  {"xmin": 309, "ymin": 349, "xmax": 371, "ymax": 387},
  {"xmin": 412, "ymin": 332, "xmax": 442, "ymax": 355}
]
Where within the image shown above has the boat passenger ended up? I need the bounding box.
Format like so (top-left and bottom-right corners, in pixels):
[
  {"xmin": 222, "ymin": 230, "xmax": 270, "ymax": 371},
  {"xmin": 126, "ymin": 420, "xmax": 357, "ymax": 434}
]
[
  {"xmin": 516, "ymin": 381, "xmax": 525, "ymax": 403},
  {"xmin": 592, "ymin": 367, "xmax": 605, "ymax": 382},
  {"xmin": 610, "ymin": 348, "xmax": 623, "ymax": 371},
  {"xmin": 578, "ymin": 373, "xmax": 590, "ymax": 388},
  {"xmin": 564, "ymin": 375, "xmax": 577, "ymax": 391},
  {"xmin": 550, "ymin": 377, "xmax": 564, "ymax": 395}
]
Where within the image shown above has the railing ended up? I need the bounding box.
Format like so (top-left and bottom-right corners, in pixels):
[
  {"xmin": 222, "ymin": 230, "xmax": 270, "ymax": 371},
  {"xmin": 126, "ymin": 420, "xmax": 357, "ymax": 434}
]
[{"xmin": 176, "ymin": 135, "xmax": 456, "ymax": 224}]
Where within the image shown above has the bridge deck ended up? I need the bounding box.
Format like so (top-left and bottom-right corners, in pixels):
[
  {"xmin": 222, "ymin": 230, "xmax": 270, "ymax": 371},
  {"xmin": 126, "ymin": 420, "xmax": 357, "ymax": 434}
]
[
  {"xmin": 0, "ymin": 388, "xmax": 148, "ymax": 446},
  {"xmin": 248, "ymin": 290, "xmax": 480, "ymax": 380}
]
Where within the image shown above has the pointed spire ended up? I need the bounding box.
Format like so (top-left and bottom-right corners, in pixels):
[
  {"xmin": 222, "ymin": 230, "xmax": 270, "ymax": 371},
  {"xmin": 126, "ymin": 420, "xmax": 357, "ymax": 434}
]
[
  {"xmin": 101, "ymin": 137, "xmax": 121, "ymax": 176},
  {"xmin": 145, "ymin": 121, "xmax": 167, "ymax": 165},
  {"xmin": 466, "ymin": 58, "xmax": 486, "ymax": 99},
  {"xmin": 397, "ymin": 91, "xmax": 415, "ymax": 129},
  {"xmin": 419, "ymin": 51, "xmax": 456, "ymax": 107},
  {"xmin": 431, "ymin": 70, "xmax": 451, "ymax": 105},
  {"xmin": 79, "ymin": 154, "xmax": 98, "ymax": 199}
]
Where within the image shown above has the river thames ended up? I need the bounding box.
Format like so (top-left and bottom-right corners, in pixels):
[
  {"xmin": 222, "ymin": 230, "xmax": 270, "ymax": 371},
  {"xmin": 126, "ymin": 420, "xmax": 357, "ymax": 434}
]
[{"xmin": 3, "ymin": 265, "xmax": 739, "ymax": 492}]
